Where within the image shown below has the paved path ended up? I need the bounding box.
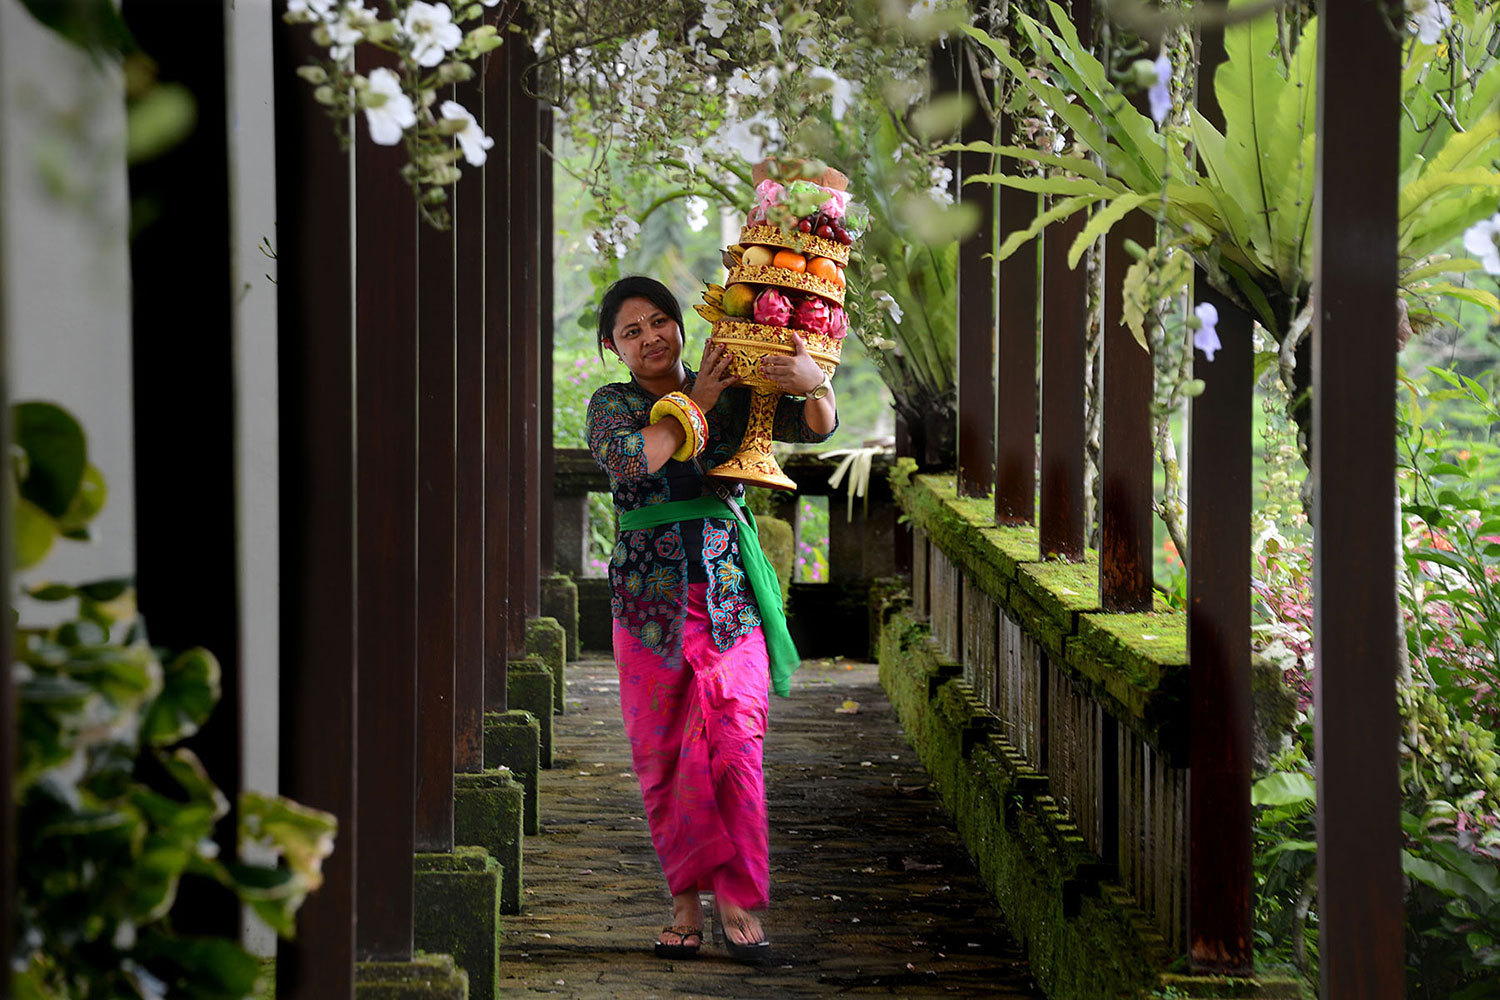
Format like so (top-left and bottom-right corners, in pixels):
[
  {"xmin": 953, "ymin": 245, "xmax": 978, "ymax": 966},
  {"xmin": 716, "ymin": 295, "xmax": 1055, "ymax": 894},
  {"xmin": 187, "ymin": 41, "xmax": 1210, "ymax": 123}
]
[{"xmin": 501, "ymin": 657, "xmax": 1043, "ymax": 999}]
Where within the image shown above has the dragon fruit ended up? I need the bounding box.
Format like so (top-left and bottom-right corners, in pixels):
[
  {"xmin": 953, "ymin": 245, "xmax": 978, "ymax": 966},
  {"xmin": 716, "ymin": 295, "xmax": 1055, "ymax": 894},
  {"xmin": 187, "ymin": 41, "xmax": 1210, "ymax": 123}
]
[
  {"xmin": 826, "ymin": 304, "xmax": 849, "ymax": 339},
  {"xmin": 792, "ymin": 295, "xmax": 833, "ymax": 336},
  {"xmin": 754, "ymin": 288, "xmax": 792, "ymax": 327}
]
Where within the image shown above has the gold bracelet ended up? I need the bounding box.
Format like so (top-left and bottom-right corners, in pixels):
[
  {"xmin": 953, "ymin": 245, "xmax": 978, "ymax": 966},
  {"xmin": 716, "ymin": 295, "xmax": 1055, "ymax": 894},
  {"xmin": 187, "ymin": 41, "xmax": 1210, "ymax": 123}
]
[{"xmin": 649, "ymin": 391, "xmax": 707, "ymax": 462}]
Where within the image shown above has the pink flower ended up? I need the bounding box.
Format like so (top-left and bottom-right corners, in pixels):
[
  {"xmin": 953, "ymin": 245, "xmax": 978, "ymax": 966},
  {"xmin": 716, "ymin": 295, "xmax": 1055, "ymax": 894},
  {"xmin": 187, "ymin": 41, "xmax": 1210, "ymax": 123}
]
[
  {"xmin": 819, "ymin": 187, "xmax": 850, "ymax": 220},
  {"xmin": 826, "ymin": 304, "xmax": 849, "ymax": 339},
  {"xmin": 752, "ymin": 178, "xmax": 784, "ymax": 223},
  {"xmin": 792, "ymin": 295, "xmax": 832, "ymax": 335},
  {"xmin": 754, "ymin": 288, "xmax": 792, "ymax": 327}
]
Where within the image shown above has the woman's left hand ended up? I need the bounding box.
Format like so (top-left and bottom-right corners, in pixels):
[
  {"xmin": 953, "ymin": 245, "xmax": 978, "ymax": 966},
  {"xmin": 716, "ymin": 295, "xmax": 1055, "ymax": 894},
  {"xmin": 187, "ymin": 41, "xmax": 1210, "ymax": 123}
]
[{"xmin": 758, "ymin": 333, "xmax": 825, "ymax": 395}]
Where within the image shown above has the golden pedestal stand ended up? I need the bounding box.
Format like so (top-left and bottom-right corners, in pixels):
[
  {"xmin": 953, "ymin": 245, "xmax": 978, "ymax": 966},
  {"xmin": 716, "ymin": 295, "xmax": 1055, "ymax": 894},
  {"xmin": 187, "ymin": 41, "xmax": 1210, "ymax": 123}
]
[{"xmin": 705, "ymin": 320, "xmax": 843, "ymax": 491}]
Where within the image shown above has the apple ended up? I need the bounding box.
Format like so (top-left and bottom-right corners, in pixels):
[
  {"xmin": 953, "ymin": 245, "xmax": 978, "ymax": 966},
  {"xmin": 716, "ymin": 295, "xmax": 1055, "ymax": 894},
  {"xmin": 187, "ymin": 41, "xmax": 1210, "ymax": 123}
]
[{"xmin": 742, "ymin": 245, "xmax": 776, "ymax": 268}]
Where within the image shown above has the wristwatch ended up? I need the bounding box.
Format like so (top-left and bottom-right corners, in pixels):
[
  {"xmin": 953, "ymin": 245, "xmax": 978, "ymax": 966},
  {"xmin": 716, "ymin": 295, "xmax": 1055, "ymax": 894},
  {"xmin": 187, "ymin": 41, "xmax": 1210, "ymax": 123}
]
[{"xmin": 807, "ymin": 371, "xmax": 834, "ymax": 401}]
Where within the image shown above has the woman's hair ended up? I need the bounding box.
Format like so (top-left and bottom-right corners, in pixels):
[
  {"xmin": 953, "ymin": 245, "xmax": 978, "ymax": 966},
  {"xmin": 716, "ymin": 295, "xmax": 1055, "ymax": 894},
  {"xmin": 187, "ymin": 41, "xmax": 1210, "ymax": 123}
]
[{"xmin": 597, "ymin": 275, "xmax": 685, "ymax": 360}]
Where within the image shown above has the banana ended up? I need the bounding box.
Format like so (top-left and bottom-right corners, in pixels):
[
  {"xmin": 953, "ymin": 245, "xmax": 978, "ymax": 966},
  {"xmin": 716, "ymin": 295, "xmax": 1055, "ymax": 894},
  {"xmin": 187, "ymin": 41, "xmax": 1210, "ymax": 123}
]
[{"xmin": 694, "ymin": 303, "xmax": 726, "ymax": 323}]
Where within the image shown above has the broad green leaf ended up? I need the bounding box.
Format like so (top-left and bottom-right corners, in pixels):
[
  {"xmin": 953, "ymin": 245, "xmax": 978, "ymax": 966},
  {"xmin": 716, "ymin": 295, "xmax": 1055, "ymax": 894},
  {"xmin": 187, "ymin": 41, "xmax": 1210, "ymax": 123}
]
[
  {"xmin": 1214, "ymin": 0, "xmax": 1289, "ymax": 259},
  {"xmin": 142, "ymin": 646, "xmax": 222, "ymax": 746},
  {"xmin": 997, "ymin": 194, "xmax": 1100, "ymax": 260},
  {"xmin": 1399, "ymin": 168, "xmax": 1500, "ymax": 224},
  {"xmin": 240, "ymin": 789, "xmax": 338, "ymax": 887},
  {"xmin": 1402, "ymin": 256, "xmax": 1485, "ymax": 283},
  {"xmin": 56, "ymin": 462, "xmax": 106, "ymax": 534},
  {"xmin": 1252, "ymin": 770, "xmax": 1316, "ymax": 807},
  {"xmin": 990, "ymin": 174, "xmax": 1120, "ymax": 199},
  {"xmin": 16, "ymin": 497, "xmax": 57, "ymax": 570},
  {"xmin": 937, "ymin": 141, "xmax": 1109, "ymax": 183},
  {"xmin": 15, "ymin": 401, "xmax": 87, "ymax": 518},
  {"xmin": 1068, "ymin": 193, "xmax": 1151, "ymax": 268}
]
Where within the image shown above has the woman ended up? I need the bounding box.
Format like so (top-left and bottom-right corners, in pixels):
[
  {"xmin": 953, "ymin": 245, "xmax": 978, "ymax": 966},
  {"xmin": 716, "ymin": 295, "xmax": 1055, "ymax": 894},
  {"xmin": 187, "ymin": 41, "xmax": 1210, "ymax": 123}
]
[{"xmin": 585, "ymin": 275, "xmax": 837, "ymax": 961}]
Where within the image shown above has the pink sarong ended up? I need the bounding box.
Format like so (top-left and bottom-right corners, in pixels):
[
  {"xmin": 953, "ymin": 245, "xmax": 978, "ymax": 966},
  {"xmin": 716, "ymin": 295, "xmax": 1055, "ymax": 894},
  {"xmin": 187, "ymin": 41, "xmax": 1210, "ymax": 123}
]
[{"xmin": 613, "ymin": 582, "xmax": 771, "ymax": 910}]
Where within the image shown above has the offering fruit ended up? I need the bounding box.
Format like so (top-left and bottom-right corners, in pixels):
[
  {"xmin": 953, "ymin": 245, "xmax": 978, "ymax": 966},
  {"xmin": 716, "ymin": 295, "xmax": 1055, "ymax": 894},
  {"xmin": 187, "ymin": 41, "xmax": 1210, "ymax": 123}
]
[
  {"xmin": 743, "ymin": 245, "xmax": 776, "ymax": 268},
  {"xmin": 772, "ymin": 249, "xmax": 808, "ymax": 273},
  {"xmin": 797, "ymin": 218, "xmax": 813, "ymax": 233},
  {"xmin": 817, "ymin": 223, "xmax": 835, "ymax": 241},
  {"xmin": 722, "ymin": 283, "xmax": 756, "ymax": 317},
  {"xmin": 754, "ymin": 288, "xmax": 793, "ymax": 327},
  {"xmin": 806, "ymin": 257, "xmax": 839, "ymax": 283},
  {"xmin": 827, "ymin": 304, "xmax": 849, "ymax": 338},
  {"xmin": 792, "ymin": 295, "xmax": 833, "ymax": 336}
]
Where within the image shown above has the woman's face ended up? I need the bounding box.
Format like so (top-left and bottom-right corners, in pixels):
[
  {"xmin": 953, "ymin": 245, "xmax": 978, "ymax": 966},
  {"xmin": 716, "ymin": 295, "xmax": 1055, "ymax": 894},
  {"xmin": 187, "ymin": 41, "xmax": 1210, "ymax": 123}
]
[{"xmin": 608, "ymin": 296, "xmax": 682, "ymax": 379}]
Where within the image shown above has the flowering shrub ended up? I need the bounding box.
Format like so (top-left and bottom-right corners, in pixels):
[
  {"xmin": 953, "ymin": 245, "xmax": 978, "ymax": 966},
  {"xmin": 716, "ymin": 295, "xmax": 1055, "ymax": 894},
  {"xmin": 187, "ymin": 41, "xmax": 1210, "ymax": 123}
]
[{"xmin": 284, "ymin": 0, "xmax": 507, "ymax": 228}]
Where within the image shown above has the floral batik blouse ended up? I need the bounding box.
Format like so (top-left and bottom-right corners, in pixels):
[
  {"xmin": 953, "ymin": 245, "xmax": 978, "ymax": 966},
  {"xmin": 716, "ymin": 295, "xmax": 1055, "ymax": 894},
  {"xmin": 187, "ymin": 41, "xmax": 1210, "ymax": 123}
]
[{"xmin": 586, "ymin": 367, "xmax": 836, "ymax": 658}]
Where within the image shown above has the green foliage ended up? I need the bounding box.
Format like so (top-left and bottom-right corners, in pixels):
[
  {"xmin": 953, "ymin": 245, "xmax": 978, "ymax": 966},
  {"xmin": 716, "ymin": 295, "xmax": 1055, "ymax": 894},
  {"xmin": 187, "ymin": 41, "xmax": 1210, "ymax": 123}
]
[
  {"xmin": 11, "ymin": 402, "xmax": 335, "ymax": 998},
  {"xmin": 16, "ymin": 0, "xmax": 134, "ymax": 59}
]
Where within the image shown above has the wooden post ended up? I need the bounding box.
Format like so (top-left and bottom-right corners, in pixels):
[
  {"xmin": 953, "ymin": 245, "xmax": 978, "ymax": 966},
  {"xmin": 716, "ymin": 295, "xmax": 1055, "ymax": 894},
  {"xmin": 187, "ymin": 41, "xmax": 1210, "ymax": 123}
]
[
  {"xmin": 995, "ymin": 98, "xmax": 1039, "ymax": 526},
  {"xmin": 956, "ymin": 48, "xmax": 997, "ymax": 498},
  {"xmin": 1099, "ymin": 208, "xmax": 1154, "ymax": 609},
  {"xmin": 538, "ymin": 105, "xmax": 557, "ymax": 574},
  {"xmin": 454, "ymin": 67, "xmax": 487, "ymax": 768},
  {"xmin": 123, "ymin": 0, "xmax": 242, "ymax": 939},
  {"xmin": 273, "ymin": 6, "xmax": 357, "ymax": 993},
  {"xmin": 509, "ymin": 37, "xmax": 542, "ymax": 631},
  {"xmin": 483, "ymin": 41, "xmax": 512, "ymax": 706},
  {"xmin": 1185, "ymin": 285, "xmax": 1253, "ymax": 973},
  {"xmin": 1313, "ymin": 0, "xmax": 1404, "ymax": 993},
  {"xmin": 352, "ymin": 46, "xmax": 418, "ymax": 962},
  {"xmin": 414, "ymin": 93, "xmax": 458, "ymax": 853},
  {"xmin": 1038, "ymin": 207, "xmax": 1088, "ymax": 560}
]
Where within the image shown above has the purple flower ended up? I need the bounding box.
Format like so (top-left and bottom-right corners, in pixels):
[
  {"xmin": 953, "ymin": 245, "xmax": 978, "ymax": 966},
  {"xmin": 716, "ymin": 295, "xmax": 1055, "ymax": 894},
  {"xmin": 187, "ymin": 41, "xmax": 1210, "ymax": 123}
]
[
  {"xmin": 1193, "ymin": 302, "xmax": 1221, "ymax": 361},
  {"xmin": 1148, "ymin": 54, "xmax": 1172, "ymax": 126}
]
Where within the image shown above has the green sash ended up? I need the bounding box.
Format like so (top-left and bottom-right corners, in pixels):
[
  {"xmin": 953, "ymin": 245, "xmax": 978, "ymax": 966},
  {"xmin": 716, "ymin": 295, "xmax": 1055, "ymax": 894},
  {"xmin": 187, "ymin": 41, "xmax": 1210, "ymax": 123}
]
[{"xmin": 617, "ymin": 495, "xmax": 800, "ymax": 696}]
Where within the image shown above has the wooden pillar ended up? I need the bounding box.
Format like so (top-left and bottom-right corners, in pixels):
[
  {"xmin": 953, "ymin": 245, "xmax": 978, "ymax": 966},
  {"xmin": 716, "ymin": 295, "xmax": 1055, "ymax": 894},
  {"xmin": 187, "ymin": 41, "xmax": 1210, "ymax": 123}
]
[
  {"xmin": 511, "ymin": 40, "xmax": 542, "ymax": 628},
  {"xmin": 956, "ymin": 49, "xmax": 996, "ymax": 497},
  {"xmin": 1185, "ymin": 285, "xmax": 1253, "ymax": 973},
  {"xmin": 454, "ymin": 67, "xmax": 487, "ymax": 768},
  {"xmin": 123, "ymin": 0, "xmax": 242, "ymax": 939},
  {"xmin": 273, "ymin": 6, "xmax": 357, "ymax": 994},
  {"xmin": 1312, "ymin": 0, "xmax": 1404, "ymax": 993},
  {"xmin": 1099, "ymin": 206, "xmax": 1154, "ymax": 609},
  {"xmin": 414, "ymin": 90, "xmax": 458, "ymax": 853},
  {"xmin": 1038, "ymin": 205, "xmax": 1088, "ymax": 560},
  {"xmin": 538, "ymin": 105, "xmax": 557, "ymax": 574},
  {"xmin": 483, "ymin": 40, "xmax": 513, "ymax": 705},
  {"xmin": 352, "ymin": 47, "xmax": 418, "ymax": 963},
  {"xmin": 995, "ymin": 95, "xmax": 1039, "ymax": 526}
]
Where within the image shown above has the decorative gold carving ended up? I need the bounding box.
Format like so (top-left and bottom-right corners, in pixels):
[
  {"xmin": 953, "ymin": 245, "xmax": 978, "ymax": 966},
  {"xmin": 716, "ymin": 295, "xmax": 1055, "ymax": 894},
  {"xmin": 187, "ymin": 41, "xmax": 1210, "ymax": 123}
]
[
  {"xmin": 726, "ymin": 264, "xmax": 845, "ymax": 306},
  {"xmin": 737, "ymin": 225, "xmax": 850, "ymax": 266},
  {"xmin": 706, "ymin": 319, "xmax": 843, "ymax": 491}
]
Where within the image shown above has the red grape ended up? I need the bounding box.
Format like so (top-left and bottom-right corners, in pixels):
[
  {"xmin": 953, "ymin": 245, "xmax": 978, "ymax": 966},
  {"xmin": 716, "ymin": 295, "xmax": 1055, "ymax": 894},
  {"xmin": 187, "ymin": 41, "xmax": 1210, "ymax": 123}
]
[
  {"xmin": 797, "ymin": 218, "xmax": 813, "ymax": 233},
  {"xmin": 817, "ymin": 224, "xmax": 835, "ymax": 240}
]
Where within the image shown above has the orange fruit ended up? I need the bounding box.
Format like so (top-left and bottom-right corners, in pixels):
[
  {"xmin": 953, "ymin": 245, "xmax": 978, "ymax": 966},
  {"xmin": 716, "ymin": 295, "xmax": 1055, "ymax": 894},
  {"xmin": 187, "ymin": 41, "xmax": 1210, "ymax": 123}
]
[
  {"xmin": 772, "ymin": 249, "xmax": 807, "ymax": 273},
  {"xmin": 829, "ymin": 263, "xmax": 847, "ymax": 288},
  {"xmin": 807, "ymin": 257, "xmax": 839, "ymax": 282}
]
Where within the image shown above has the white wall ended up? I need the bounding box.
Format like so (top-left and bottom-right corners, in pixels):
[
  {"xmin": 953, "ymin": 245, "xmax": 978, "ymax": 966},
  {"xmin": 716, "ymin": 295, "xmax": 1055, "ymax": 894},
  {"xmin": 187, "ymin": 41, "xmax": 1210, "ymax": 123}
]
[{"xmin": 0, "ymin": 0, "xmax": 136, "ymax": 591}]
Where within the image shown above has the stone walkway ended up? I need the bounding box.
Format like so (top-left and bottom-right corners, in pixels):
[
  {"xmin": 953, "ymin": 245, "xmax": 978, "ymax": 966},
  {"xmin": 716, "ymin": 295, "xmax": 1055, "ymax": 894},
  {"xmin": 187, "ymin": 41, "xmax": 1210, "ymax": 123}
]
[{"xmin": 500, "ymin": 657, "xmax": 1043, "ymax": 999}]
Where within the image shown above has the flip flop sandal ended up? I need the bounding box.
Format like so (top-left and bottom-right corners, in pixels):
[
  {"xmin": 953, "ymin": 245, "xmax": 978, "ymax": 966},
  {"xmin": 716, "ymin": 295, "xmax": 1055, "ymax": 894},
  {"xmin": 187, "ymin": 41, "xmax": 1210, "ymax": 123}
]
[
  {"xmin": 653, "ymin": 924, "xmax": 703, "ymax": 959},
  {"xmin": 711, "ymin": 907, "xmax": 773, "ymax": 965}
]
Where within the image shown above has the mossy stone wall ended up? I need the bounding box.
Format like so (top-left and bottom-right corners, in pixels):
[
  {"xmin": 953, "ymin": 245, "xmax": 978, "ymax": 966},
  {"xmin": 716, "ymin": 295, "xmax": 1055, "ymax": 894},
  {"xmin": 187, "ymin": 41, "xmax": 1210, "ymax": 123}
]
[
  {"xmin": 414, "ymin": 848, "xmax": 500, "ymax": 999},
  {"xmin": 354, "ymin": 954, "xmax": 467, "ymax": 1000},
  {"xmin": 505, "ymin": 657, "xmax": 555, "ymax": 767},
  {"xmin": 524, "ymin": 616, "xmax": 567, "ymax": 714},
  {"xmin": 454, "ymin": 768, "xmax": 524, "ymax": 913},
  {"xmin": 484, "ymin": 710, "xmax": 541, "ymax": 835},
  {"xmin": 540, "ymin": 574, "xmax": 580, "ymax": 662}
]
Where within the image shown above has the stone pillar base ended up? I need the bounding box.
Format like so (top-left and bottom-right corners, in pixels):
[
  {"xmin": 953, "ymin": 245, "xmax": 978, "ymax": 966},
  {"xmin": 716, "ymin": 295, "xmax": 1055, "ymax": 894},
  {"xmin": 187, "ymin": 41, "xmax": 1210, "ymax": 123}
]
[
  {"xmin": 355, "ymin": 954, "xmax": 467, "ymax": 1000},
  {"xmin": 454, "ymin": 769, "xmax": 524, "ymax": 914},
  {"xmin": 540, "ymin": 575, "xmax": 580, "ymax": 662},
  {"xmin": 414, "ymin": 848, "xmax": 499, "ymax": 1000},
  {"xmin": 505, "ymin": 657, "xmax": 554, "ymax": 767},
  {"xmin": 525, "ymin": 616, "xmax": 567, "ymax": 714},
  {"xmin": 484, "ymin": 709, "xmax": 541, "ymax": 834}
]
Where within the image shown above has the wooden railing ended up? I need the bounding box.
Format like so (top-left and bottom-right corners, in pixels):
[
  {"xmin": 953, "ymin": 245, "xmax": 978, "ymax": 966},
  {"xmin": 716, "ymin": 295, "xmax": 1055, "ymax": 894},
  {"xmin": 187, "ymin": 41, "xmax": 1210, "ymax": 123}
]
[{"xmin": 909, "ymin": 0, "xmax": 1404, "ymax": 987}]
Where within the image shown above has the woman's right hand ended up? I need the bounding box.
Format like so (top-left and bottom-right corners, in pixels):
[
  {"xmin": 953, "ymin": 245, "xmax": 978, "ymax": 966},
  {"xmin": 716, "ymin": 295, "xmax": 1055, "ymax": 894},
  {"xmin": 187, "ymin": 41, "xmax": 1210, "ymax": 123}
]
[{"xmin": 690, "ymin": 340, "xmax": 739, "ymax": 414}]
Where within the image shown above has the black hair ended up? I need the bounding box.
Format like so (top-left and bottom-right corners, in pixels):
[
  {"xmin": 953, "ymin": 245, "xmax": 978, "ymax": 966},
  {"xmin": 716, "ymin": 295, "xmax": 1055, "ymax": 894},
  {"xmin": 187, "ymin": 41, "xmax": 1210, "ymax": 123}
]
[{"xmin": 597, "ymin": 275, "xmax": 685, "ymax": 361}]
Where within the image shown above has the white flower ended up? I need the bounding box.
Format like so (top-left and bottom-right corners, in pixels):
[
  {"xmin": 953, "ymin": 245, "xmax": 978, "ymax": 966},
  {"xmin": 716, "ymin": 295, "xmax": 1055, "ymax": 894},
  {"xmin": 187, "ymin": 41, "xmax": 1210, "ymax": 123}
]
[
  {"xmin": 797, "ymin": 36, "xmax": 819, "ymax": 59},
  {"xmin": 1193, "ymin": 302, "xmax": 1222, "ymax": 361},
  {"xmin": 807, "ymin": 66, "xmax": 855, "ymax": 121},
  {"xmin": 363, "ymin": 67, "xmax": 416, "ymax": 145},
  {"xmin": 288, "ymin": 0, "xmax": 337, "ymax": 16},
  {"xmin": 441, "ymin": 100, "xmax": 494, "ymax": 166},
  {"xmin": 1462, "ymin": 213, "xmax": 1500, "ymax": 274},
  {"xmin": 758, "ymin": 15, "xmax": 782, "ymax": 51},
  {"xmin": 531, "ymin": 26, "xmax": 551, "ymax": 55},
  {"xmin": 1408, "ymin": 0, "xmax": 1453, "ymax": 44},
  {"xmin": 402, "ymin": 2, "xmax": 463, "ymax": 68},
  {"xmin": 327, "ymin": 3, "xmax": 377, "ymax": 61},
  {"xmin": 702, "ymin": 1, "xmax": 732, "ymax": 38},
  {"xmin": 873, "ymin": 290, "xmax": 904, "ymax": 325},
  {"xmin": 909, "ymin": 0, "xmax": 939, "ymax": 18},
  {"xmin": 1148, "ymin": 54, "xmax": 1172, "ymax": 126},
  {"xmin": 685, "ymin": 195, "xmax": 709, "ymax": 232},
  {"xmin": 927, "ymin": 163, "xmax": 954, "ymax": 205},
  {"xmin": 727, "ymin": 68, "xmax": 764, "ymax": 99},
  {"xmin": 678, "ymin": 143, "xmax": 704, "ymax": 172},
  {"xmin": 711, "ymin": 111, "xmax": 783, "ymax": 164}
]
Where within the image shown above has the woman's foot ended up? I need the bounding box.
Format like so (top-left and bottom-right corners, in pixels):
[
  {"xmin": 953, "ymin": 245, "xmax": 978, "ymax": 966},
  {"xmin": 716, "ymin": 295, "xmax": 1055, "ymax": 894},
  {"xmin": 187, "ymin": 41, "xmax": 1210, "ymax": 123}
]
[
  {"xmin": 714, "ymin": 902, "xmax": 772, "ymax": 963},
  {"xmin": 653, "ymin": 891, "xmax": 704, "ymax": 958}
]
